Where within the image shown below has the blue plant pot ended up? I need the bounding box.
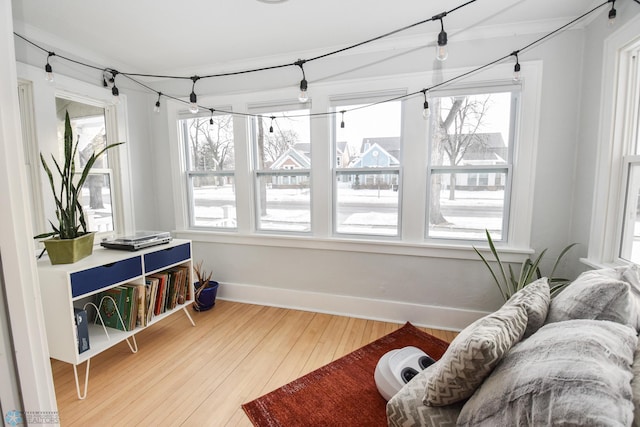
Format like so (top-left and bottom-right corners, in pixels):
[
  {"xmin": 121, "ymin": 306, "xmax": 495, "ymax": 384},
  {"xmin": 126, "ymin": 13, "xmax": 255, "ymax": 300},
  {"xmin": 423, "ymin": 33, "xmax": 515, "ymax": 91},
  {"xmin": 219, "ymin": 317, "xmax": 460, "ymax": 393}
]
[{"xmin": 194, "ymin": 281, "xmax": 219, "ymax": 311}]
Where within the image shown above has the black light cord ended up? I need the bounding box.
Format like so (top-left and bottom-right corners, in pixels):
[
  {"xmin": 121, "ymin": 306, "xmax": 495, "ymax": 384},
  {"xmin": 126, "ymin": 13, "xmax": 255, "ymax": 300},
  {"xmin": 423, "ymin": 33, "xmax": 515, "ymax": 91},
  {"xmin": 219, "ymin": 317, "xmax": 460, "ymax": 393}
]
[
  {"xmin": 14, "ymin": 0, "xmax": 478, "ymax": 82},
  {"xmin": 13, "ymin": 0, "xmax": 632, "ymax": 120}
]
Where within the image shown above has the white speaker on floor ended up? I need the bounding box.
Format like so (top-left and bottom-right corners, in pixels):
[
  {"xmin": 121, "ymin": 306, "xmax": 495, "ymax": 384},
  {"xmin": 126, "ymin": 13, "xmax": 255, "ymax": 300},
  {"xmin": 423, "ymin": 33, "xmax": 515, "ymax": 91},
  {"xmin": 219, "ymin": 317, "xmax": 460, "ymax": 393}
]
[{"xmin": 374, "ymin": 346, "xmax": 435, "ymax": 401}]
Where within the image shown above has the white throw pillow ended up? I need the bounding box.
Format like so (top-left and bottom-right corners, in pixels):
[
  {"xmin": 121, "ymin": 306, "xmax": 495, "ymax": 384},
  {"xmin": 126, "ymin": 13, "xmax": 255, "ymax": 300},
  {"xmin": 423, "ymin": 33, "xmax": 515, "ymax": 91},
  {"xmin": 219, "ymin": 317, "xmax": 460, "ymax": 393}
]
[
  {"xmin": 458, "ymin": 319, "xmax": 637, "ymax": 426},
  {"xmin": 546, "ymin": 268, "xmax": 636, "ymax": 328}
]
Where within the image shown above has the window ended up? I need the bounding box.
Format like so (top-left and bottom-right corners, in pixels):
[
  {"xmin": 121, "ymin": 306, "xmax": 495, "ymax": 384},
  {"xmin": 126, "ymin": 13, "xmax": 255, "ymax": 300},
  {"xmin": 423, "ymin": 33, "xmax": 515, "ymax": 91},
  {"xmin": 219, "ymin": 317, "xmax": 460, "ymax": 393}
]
[
  {"xmin": 251, "ymin": 107, "xmax": 311, "ymax": 232},
  {"xmin": 180, "ymin": 112, "xmax": 236, "ymax": 229},
  {"xmin": 619, "ymin": 47, "xmax": 640, "ymax": 263},
  {"xmin": 426, "ymin": 89, "xmax": 518, "ymax": 241},
  {"xmin": 332, "ymin": 98, "xmax": 402, "ymax": 236},
  {"xmin": 55, "ymin": 96, "xmax": 118, "ymax": 235}
]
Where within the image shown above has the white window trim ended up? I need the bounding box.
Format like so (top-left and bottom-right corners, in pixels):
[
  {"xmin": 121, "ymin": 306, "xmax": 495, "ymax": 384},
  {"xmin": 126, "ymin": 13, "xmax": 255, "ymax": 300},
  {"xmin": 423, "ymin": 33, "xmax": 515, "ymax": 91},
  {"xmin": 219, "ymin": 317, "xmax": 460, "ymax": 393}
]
[
  {"xmin": 178, "ymin": 111, "xmax": 238, "ymax": 230},
  {"xmin": 169, "ymin": 63, "xmax": 542, "ymax": 259},
  {"xmin": 330, "ymin": 91, "xmax": 406, "ymax": 239},
  {"xmin": 248, "ymin": 102, "xmax": 312, "ymax": 234},
  {"xmin": 425, "ymin": 87, "xmax": 520, "ymax": 243},
  {"xmin": 587, "ymin": 13, "xmax": 640, "ymax": 267},
  {"xmin": 16, "ymin": 62, "xmax": 135, "ymax": 242}
]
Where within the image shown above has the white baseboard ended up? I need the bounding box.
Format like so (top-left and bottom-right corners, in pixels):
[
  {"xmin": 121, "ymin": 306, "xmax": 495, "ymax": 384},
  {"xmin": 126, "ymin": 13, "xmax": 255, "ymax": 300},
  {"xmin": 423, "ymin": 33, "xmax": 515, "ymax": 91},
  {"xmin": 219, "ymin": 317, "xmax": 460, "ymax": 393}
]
[{"xmin": 216, "ymin": 282, "xmax": 490, "ymax": 332}]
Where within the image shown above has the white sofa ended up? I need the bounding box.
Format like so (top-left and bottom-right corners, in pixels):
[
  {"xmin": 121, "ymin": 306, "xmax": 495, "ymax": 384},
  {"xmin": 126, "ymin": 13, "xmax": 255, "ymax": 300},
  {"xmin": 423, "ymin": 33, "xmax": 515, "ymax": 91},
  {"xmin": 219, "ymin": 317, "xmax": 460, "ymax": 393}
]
[{"xmin": 387, "ymin": 267, "xmax": 640, "ymax": 426}]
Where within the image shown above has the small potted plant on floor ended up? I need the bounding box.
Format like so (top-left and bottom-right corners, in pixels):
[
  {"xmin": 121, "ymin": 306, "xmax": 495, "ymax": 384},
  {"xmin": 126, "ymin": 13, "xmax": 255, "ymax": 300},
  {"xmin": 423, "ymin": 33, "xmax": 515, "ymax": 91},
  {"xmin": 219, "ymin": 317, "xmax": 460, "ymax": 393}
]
[
  {"xmin": 34, "ymin": 111, "xmax": 123, "ymax": 264},
  {"xmin": 193, "ymin": 261, "xmax": 219, "ymax": 311}
]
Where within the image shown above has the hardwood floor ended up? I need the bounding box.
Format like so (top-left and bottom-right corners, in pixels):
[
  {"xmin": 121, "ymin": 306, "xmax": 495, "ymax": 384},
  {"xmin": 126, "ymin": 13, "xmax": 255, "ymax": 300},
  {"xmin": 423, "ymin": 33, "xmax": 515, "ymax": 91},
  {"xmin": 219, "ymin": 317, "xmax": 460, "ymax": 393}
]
[{"xmin": 51, "ymin": 300, "xmax": 457, "ymax": 426}]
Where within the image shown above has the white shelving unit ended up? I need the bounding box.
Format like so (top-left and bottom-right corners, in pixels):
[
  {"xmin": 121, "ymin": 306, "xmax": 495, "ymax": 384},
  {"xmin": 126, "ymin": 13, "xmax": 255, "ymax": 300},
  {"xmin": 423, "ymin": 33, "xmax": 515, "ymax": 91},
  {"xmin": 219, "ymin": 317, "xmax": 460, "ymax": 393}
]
[{"xmin": 37, "ymin": 239, "xmax": 195, "ymax": 399}]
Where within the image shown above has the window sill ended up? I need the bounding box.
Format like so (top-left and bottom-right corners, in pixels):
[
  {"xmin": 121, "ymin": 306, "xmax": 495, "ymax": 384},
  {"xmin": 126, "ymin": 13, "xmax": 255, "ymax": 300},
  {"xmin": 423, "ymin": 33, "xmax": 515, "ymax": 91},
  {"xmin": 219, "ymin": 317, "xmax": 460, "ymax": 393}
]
[
  {"xmin": 580, "ymin": 257, "xmax": 632, "ymax": 270},
  {"xmin": 173, "ymin": 230, "xmax": 533, "ymax": 262}
]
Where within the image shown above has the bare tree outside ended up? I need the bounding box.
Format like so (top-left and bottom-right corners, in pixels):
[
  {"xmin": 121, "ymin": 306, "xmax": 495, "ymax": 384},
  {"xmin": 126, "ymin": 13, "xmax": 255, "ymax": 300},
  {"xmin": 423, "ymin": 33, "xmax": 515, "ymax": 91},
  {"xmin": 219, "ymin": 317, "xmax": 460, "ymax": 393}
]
[
  {"xmin": 187, "ymin": 115, "xmax": 234, "ymax": 176},
  {"xmin": 253, "ymin": 111, "xmax": 310, "ymax": 231},
  {"xmin": 181, "ymin": 113, "xmax": 238, "ymax": 228},
  {"xmin": 440, "ymin": 96, "xmax": 491, "ymax": 200},
  {"xmin": 428, "ymin": 91, "xmax": 514, "ymax": 240}
]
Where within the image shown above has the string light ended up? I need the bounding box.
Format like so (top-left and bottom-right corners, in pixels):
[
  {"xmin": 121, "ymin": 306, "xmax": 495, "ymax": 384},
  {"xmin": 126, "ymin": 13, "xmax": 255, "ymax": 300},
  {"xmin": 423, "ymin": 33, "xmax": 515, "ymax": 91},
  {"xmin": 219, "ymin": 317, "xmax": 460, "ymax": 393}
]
[
  {"xmin": 269, "ymin": 116, "xmax": 275, "ymax": 133},
  {"xmin": 189, "ymin": 76, "xmax": 200, "ymax": 114},
  {"xmin": 340, "ymin": 110, "xmax": 345, "ymax": 128},
  {"xmin": 154, "ymin": 92, "xmax": 162, "ymax": 113},
  {"xmin": 102, "ymin": 69, "xmax": 115, "ymax": 88},
  {"xmin": 110, "ymin": 70, "xmax": 120, "ymax": 105},
  {"xmin": 209, "ymin": 108, "xmax": 216, "ymax": 131},
  {"xmin": 12, "ymin": 0, "xmax": 634, "ymax": 120},
  {"xmin": 295, "ymin": 59, "xmax": 309, "ymax": 102},
  {"xmin": 434, "ymin": 13, "xmax": 448, "ymax": 61},
  {"xmin": 608, "ymin": 0, "xmax": 617, "ymax": 25},
  {"xmin": 44, "ymin": 51, "xmax": 55, "ymax": 82},
  {"xmin": 422, "ymin": 90, "xmax": 430, "ymax": 119},
  {"xmin": 512, "ymin": 51, "xmax": 521, "ymax": 83}
]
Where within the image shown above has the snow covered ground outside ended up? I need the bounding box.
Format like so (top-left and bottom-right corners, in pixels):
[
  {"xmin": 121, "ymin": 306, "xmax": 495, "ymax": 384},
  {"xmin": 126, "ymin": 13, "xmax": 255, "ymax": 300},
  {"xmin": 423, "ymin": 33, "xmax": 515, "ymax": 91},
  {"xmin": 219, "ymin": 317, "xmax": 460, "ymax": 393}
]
[{"xmin": 191, "ymin": 185, "xmax": 505, "ymax": 239}]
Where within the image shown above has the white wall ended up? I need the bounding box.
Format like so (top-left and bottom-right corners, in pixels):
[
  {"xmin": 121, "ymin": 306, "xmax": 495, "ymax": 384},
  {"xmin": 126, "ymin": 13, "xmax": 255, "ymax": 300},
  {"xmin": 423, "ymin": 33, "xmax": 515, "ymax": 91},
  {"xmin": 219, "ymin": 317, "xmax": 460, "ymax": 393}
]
[{"xmin": 1, "ymin": 0, "xmax": 58, "ymax": 419}]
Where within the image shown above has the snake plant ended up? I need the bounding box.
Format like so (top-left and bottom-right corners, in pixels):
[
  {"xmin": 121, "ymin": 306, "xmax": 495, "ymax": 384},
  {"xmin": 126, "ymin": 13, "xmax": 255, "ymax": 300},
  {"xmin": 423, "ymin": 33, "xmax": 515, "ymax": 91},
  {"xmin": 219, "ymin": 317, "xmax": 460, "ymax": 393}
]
[
  {"xmin": 35, "ymin": 111, "xmax": 123, "ymax": 240},
  {"xmin": 474, "ymin": 229, "xmax": 577, "ymax": 301}
]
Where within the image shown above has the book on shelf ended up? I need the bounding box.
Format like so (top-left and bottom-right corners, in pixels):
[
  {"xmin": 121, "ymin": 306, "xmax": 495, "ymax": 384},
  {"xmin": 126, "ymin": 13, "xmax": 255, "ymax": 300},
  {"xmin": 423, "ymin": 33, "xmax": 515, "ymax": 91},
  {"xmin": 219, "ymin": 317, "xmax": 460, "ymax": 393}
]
[
  {"xmin": 148, "ymin": 272, "xmax": 169, "ymax": 315},
  {"xmin": 145, "ymin": 277, "xmax": 159, "ymax": 325},
  {"xmin": 122, "ymin": 283, "xmax": 146, "ymax": 328},
  {"xmin": 74, "ymin": 308, "xmax": 90, "ymax": 354},
  {"xmin": 165, "ymin": 266, "xmax": 189, "ymax": 310},
  {"xmin": 96, "ymin": 287, "xmax": 128, "ymax": 331}
]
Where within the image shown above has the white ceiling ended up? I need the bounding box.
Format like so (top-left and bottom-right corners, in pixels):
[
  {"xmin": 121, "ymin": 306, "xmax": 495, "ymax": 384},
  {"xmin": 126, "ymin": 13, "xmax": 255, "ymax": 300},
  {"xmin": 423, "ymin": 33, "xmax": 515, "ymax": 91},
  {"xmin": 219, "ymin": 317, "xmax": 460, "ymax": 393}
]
[{"xmin": 11, "ymin": 0, "xmax": 604, "ymax": 78}]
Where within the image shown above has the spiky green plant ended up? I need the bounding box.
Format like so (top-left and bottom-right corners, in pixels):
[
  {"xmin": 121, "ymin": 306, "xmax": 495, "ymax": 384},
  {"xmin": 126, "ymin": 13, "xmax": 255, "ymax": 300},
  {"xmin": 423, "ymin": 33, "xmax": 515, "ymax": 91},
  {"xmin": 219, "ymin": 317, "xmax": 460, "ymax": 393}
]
[
  {"xmin": 473, "ymin": 229, "xmax": 577, "ymax": 301},
  {"xmin": 35, "ymin": 111, "xmax": 123, "ymax": 240}
]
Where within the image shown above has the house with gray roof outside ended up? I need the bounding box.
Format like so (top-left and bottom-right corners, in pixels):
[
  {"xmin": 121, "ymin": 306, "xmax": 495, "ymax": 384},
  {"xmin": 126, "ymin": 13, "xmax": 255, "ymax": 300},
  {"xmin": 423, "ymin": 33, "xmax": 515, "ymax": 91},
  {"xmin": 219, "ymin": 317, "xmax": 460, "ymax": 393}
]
[
  {"xmin": 269, "ymin": 144, "xmax": 310, "ymax": 188},
  {"xmin": 443, "ymin": 132, "xmax": 507, "ymax": 190}
]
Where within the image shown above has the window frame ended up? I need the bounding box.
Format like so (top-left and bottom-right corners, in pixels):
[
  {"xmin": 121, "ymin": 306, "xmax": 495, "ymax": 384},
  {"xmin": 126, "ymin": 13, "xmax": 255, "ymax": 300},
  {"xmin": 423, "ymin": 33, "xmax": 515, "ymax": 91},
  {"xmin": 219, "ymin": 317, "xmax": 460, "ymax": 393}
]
[
  {"xmin": 425, "ymin": 87, "xmax": 520, "ymax": 243},
  {"xmin": 170, "ymin": 63, "xmax": 541, "ymax": 259},
  {"xmin": 330, "ymin": 91, "xmax": 405, "ymax": 239},
  {"xmin": 612, "ymin": 45, "xmax": 640, "ymax": 264},
  {"xmin": 248, "ymin": 101, "xmax": 312, "ymax": 234},
  {"xmin": 179, "ymin": 110, "xmax": 238, "ymax": 230},
  {"xmin": 55, "ymin": 95, "xmax": 121, "ymax": 238},
  {"xmin": 587, "ymin": 18, "xmax": 640, "ymax": 267},
  {"xmin": 16, "ymin": 62, "xmax": 133, "ymax": 245}
]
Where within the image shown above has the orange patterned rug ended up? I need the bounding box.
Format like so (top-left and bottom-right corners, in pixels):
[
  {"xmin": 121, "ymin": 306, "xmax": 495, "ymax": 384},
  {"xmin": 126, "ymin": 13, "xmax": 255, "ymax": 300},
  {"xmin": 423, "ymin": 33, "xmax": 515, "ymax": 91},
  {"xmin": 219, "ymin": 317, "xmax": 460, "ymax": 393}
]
[{"xmin": 242, "ymin": 322, "xmax": 449, "ymax": 427}]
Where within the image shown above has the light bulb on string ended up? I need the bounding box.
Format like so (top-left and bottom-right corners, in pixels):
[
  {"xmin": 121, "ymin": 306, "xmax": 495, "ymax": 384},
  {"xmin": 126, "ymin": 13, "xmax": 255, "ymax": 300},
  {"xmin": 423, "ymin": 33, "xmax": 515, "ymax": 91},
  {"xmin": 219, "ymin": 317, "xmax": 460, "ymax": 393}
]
[
  {"xmin": 296, "ymin": 60, "xmax": 309, "ymax": 102},
  {"xmin": 269, "ymin": 116, "xmax": 275, "ymax": 133},
  {"xmin": 209, "ymin": 109, "xmax": 216, "ymax": 131},
  {"xmin": 608, "ymin": 0, "xmax": 617, "ymax": 26},
  {"xmin": 189, "ymin": 76, "xmax": 200, "ymax": 114},
  {"xmin": 112, "ymin": 85, "xmax": 120, "ymax": 105},
  {"xmin": 111, "ymin": 71, "xmax": 120, "ymax": 104},
  {"xmin": 340, "ymin": 111, "xmax": 345, "ymax": 128},
  {"xmin": 103, "ymin": 69, "xmax": 115, "ymax": 89},
  {"xmin": 154, "ymin": 92, "xmax": 162, "ymax": 113},
  {"xmin": 422, "ymin": 90, "xmax": 431, "ymax": 120},
  {"xmin": 44, "ymin": 52, "xmax": 55, "ymax": 82},
  {"xmin": 512, "ymin": 51, "xmax": 521, "ymax": 83},
  {"xmin": 435, "ymin": 14, "xmax": 448, "ymax": 61}
]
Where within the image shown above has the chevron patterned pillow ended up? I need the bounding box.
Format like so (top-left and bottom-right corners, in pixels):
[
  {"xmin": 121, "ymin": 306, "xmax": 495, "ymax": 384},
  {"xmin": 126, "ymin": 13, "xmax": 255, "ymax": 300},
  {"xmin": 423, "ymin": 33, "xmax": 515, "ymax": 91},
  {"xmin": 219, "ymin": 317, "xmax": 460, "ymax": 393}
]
[
  {"xmin": 423, "ymin": 303, "xmax": 528, "ymax": 406},
  {"xmin": 387, "ymin": 367, "xmax": 463, "ymax": 427},
  {"xmin": 504, "ymin": 277, "xmax": 550, "ymax": 338}
]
